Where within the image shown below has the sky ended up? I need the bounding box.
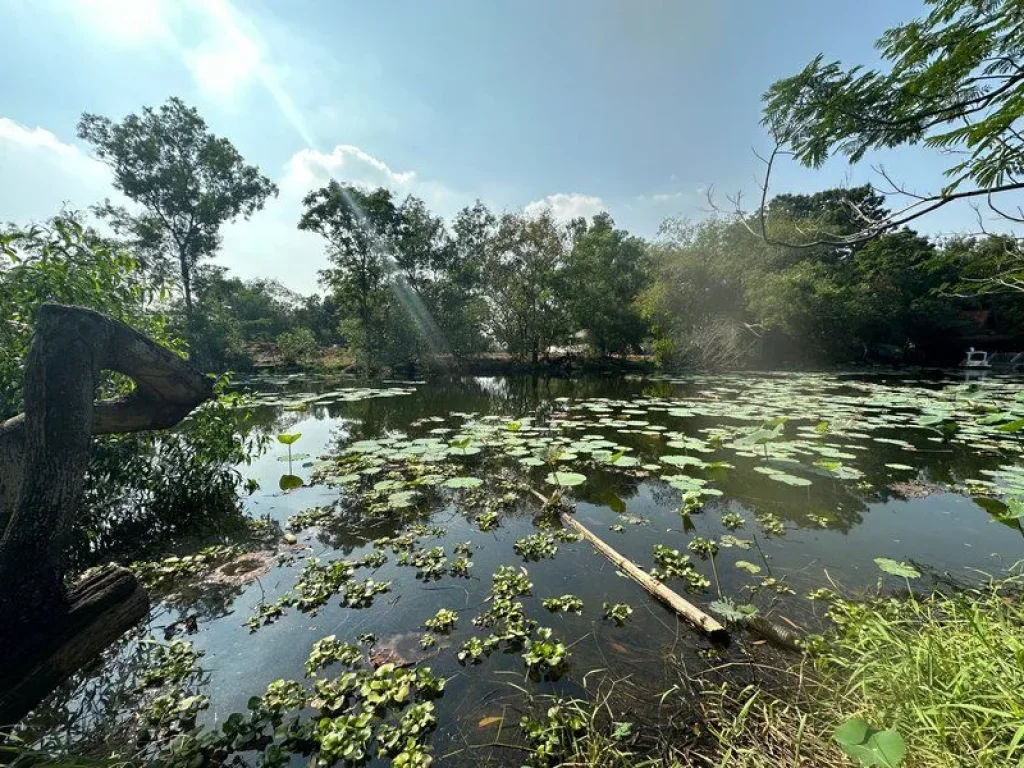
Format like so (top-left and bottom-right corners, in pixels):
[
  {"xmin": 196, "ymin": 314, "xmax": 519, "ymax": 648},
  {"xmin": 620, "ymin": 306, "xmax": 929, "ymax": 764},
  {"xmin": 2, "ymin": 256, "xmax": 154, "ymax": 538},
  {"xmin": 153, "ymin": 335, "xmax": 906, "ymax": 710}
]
[{"xmin": 0, "ymin": 0, "xmax": 1002, "ymax": 294}]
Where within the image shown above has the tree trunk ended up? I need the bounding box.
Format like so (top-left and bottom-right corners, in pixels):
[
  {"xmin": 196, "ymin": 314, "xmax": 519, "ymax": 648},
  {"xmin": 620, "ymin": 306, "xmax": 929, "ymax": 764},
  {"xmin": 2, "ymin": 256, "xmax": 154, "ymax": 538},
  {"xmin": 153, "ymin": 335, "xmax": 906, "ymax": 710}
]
[
  {"xmin": 0, "ymin": 304, "xmax": 212, "ymax": 726},
  {"xmin": 179, "ymin": 246, "xmax": 194, "ymax": 320}
]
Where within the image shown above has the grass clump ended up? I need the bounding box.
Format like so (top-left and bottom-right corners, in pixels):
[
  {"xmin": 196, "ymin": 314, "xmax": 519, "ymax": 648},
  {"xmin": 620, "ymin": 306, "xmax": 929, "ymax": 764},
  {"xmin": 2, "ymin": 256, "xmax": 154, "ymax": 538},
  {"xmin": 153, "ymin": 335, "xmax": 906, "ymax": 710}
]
[{"xmin": 691, "ymin": 574, "xmax": 1024, "ymax": 767}]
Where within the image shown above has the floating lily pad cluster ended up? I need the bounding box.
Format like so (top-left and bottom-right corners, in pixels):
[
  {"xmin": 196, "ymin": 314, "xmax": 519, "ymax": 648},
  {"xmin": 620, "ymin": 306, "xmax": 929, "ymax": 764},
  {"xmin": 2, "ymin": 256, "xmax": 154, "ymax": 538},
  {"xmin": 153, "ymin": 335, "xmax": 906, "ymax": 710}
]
[{"xmin": 248, "ymin": 385, "xmax": 419, "ymax": 411}]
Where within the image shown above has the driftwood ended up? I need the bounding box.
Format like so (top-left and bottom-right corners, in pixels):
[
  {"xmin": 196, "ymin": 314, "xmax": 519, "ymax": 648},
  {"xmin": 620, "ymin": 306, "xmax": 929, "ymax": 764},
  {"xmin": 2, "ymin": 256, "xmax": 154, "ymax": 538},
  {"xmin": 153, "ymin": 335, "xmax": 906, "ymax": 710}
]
[
  {"xmin": 0, "ymin": 304, "xmax": 213, "ymax": 726},
  {"xmin": 559, "ymin": 511, "xmax": 728, "ymax": 640}
]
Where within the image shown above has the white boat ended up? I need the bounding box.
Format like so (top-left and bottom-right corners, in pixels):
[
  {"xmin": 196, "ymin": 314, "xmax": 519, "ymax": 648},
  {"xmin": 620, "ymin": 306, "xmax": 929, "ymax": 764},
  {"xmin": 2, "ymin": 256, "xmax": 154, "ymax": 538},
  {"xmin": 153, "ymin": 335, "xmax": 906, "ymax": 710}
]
[{"xmin": 961, "ymin": 348, "xmax": 992, "ymax": 368}]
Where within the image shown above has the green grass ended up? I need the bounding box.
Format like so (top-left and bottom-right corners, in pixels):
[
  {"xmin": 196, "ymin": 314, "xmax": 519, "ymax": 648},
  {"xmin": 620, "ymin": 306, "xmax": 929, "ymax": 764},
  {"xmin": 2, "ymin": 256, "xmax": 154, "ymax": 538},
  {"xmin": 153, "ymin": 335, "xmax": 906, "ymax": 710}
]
[{"xmin": 690, "ymin": 573, "xmax": 1024, "ymax": 767}]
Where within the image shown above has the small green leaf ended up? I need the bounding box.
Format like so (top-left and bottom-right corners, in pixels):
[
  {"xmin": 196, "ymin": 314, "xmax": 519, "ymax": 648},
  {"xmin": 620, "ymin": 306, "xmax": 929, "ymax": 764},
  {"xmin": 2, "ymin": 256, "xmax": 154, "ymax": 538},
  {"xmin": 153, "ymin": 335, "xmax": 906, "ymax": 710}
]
[
  {"xmin": 277, "ymin": 432, "xmax": 302, "ymax": 445},
  {"xmin": 444, "ymin": 476, "xmax": 484, "ymax": 489},
  {"xmin": 874, "ymin": 558, "xmax": 920, "ymax": 579},
  {"xmin": 833, "ymin": 717, "xmax": 906, "ymax": 767}
]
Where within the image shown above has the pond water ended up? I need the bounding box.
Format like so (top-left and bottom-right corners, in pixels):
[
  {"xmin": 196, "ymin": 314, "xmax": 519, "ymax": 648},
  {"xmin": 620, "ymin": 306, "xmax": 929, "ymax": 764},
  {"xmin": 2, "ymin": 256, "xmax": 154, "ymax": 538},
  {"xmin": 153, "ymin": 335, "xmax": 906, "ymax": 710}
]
[{"xmin": 31, "ymin": 371, "xmax": 1024, "ymax": 764}]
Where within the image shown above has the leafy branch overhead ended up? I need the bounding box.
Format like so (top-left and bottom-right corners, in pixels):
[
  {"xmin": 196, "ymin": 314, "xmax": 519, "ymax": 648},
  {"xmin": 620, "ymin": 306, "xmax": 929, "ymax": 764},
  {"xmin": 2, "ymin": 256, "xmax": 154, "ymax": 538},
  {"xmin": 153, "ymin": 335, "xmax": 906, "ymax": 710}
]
[{"xmin": 745, "ymin": 0, "xmax": 1024, "ymax": 253}]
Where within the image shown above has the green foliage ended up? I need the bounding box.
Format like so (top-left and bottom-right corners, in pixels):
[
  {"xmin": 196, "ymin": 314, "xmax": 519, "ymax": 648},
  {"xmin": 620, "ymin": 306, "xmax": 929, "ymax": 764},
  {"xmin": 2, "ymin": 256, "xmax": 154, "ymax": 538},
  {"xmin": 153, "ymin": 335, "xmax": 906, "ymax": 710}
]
[
  {"xmin": 187, "ymin": 268, "xmax": 307, "ymax": 371},
  {"xmin": 78, "ymin": 97, "xmax": 277, "ymax": 320},
  {"xmin": 833, "ymin": 717, "xmax": 906, "ymax": 767},
  {"xmin": 815, "ymin": 580, "xmax": 1024, "ymax": 766},
  {"xmin": 601, "ymin": 602, "xmax": 633, "ymax": 625},
  {"xmin": 75, "ymin": 380, "xmax": 267, "ymax": 569},
  {"xmin": 522, "ymin": 627, "xmax": 569, "ymax": 673},
  {"xmin": 305, "ymin": 636, "xmax": 362, "ymax": 676},
  {"xmin": 422, "ymin": 608, "xmax": 458, "ymax": 634},
  {"xmin": 0, "ymin": 214, "xmax": 175, "ymax": 420},
  {"xmin": 874, "ymin": 558, "xmax": 921, "ymax": 579},
  {"xmin": 130, "ymin": 544, "xmax": 243, "ymax": 593},
  {"xmin": 514, "ymin": 532, "xmax": 560, "ymax": 561},
  {"xmin": 650, "ymin": 545, "xmax": 710, "ymax": 591},
  {"xmin": 765, "ymin": 0, "xmax": 1024, "ymax": 193},
  {"xmin": 562, "ymin": 213, "xmax": 649, "ymax": 355},
  {"xmin": 484, "ymin": 209, "xmax": 570, "ymax": 363},
  {"xmin": 542, "ymin": 594, "xmax": 584, "ymax": 614}
]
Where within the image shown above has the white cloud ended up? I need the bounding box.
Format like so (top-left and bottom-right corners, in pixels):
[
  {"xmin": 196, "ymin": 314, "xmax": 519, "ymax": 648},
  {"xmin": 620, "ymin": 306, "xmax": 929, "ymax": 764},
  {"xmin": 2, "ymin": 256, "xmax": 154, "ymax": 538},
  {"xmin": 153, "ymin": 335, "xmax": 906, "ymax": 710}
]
[
  {"xmin": 69, "ymin": 0, "xmax": 264, "ymax": 101},
  {"xmin": 283, "ymin": 145, "xmax": 417, "ymax": 193},
  {"xmin": 0, "ymin": 118, "xmax": 115, "ymax": 223},
  {"xmin": 524, "ymin": 192, "xmax": 606, "ymax": 222},
  {"xmin": 215, "ymin": 143, "xmax": 472, "ymax": 293}
]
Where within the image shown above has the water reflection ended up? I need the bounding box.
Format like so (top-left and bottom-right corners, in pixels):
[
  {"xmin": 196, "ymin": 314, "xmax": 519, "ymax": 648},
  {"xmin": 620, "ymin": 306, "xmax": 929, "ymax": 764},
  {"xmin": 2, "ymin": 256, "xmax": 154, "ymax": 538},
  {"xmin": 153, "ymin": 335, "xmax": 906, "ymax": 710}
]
[{"xmin": 27, "ymin": 371, "xmax": 1024, "ymax": 762}]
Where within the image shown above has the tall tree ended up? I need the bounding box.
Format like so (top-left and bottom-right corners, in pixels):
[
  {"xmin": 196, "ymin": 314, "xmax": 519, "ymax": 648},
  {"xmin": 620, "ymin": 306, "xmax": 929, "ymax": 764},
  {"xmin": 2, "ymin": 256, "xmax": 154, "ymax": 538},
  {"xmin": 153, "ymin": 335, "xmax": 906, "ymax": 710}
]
[
  {"xmin": 299, "ymin": 181, "xmax": 402, "ymax": 368},
  {"xmin": 77, "ymin": 97, "xmax": 277, "ymax": 322},
  {"xmin": 563, "ymin": 213, "xmax": 649, "ymax": 356},
  {"xmin": 434, "ymin": 201, "xmax": 494, "ymax": 356},
  {"xmin": 485, "ymin": 210, "xmax": 568, "ymax": 364}
]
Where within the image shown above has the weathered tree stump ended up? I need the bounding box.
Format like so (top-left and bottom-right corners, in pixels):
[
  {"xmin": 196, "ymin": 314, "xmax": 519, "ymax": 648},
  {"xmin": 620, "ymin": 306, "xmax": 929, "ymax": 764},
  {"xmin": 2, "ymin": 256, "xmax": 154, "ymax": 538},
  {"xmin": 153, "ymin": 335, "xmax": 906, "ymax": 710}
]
[{"xmin": 0, "ymin": 304, "xmax": 213, "ymax": 727}]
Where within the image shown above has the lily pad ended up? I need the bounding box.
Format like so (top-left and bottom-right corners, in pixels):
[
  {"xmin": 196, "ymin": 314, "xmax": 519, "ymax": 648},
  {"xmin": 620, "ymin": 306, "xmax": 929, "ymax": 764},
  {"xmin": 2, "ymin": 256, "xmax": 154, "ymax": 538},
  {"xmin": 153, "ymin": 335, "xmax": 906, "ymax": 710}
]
[
  {"xmin": 545, "ymin": 471, "xmax": 587, "ymax": 488},
  {"xmin": 874, "ymin": 558, "xmax": 920, "ymax": 579},
  {"xmin": 444, "ymin": 476, "xmax": 484, "ymax": 489}
]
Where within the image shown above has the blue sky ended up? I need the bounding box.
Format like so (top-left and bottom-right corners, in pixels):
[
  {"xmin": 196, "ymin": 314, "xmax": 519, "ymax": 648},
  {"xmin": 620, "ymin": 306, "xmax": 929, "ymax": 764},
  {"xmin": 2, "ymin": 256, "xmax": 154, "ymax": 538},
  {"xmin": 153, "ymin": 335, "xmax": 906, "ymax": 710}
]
[{"xmin": 0, "ymin": 0, "xmax": 995, "ymax": 293}]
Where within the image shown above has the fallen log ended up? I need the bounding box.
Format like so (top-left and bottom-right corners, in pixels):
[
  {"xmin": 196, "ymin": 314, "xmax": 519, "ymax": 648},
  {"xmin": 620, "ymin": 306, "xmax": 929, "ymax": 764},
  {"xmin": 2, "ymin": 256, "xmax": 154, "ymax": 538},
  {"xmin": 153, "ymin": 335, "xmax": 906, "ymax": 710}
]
[
  {"xmin": 0, "ymin": 565, "xmax": 148, "ymax": 727},
  {"xmin": 559, "ymin": 511, "xmax": 728, "ymax": 640}
]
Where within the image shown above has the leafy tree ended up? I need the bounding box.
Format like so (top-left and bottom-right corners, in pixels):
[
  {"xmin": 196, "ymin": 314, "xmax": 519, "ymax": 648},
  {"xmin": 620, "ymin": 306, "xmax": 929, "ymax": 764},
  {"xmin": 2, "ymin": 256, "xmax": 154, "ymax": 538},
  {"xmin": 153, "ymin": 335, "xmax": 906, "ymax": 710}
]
[
  {"xmin": 300, "ymin": 181, "xmax": 401, "ymax": 369},
  {"xmin": 643, "ymin": 189, "xmax": 972, "ymax": 367},
  {"xmin": 639, "ymin": 217, "xmax": 762, "ymax": 368},
  {"xmin": 277, "ymin": 326, "xmax": 318, "ymax": 366},
  {"xmin": 0, "ymin": 213, "xmax": 175, "ymax": 419},
  {"xmin": 77, "ymin": 97, "xmax": 277, "ymax": 321},
  {"xmin": 562, "ymin": 213, "xmax": 649, "ymax": 356},
  {"xmin": 186, "ymin": 268, "xmax": 303, "ymax": 371},
  {"xmin": 485, "ymin": 210, "xmax": 568, "ymax": 364},
  {"xmin": 756, "ymin": 0, "xmax": 1024, "ymax": 247},
  {"xmin": 431, "ymin": 201, "xmax": 494, "ymax": 356},
  {"xmin": 294, "ymin": 293, "xmax": 344, "ymax": 346}
]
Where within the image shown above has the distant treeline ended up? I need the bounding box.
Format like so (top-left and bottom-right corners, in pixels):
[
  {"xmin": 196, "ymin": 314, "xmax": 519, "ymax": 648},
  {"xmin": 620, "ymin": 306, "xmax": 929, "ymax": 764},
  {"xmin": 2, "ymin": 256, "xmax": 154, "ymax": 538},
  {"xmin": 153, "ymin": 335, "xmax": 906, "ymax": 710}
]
[
  {"xmin": 5, "ymin": 97, "xmax": 1024, "ymax": 380},
  {"xmin": 179, "ymin": 182, "xmax": 1024, "ymax": 372}
]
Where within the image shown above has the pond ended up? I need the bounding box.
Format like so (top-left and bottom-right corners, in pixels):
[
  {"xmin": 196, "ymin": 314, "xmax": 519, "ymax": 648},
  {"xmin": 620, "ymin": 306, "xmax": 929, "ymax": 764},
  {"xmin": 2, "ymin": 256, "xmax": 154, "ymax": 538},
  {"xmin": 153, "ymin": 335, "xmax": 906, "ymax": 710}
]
[{"xmin": 27, "ymin": 371, "xmax": 1024, "ymax": 765}]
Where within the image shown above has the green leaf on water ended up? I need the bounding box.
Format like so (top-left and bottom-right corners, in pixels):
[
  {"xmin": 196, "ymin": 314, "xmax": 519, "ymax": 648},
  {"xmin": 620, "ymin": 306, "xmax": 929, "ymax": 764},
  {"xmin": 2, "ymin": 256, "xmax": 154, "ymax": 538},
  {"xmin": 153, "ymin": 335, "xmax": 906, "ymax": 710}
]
[
  {"xmin": 277, "ymin": 432, "xmax": 302, "ymax": 445},
  {"xmin": 387, "ymin": 490, "xmax": 418, "ymax": 509},
  {"xmin": 766, "ymin": 472, "xmax": 812, "ymax": 487},
  {"xmin": 735, "ymin": 560, "xmax": 761, "ymax": 574},
  {"xmin": 874, "ymin": 558, "xmax": 920, "ymax": 579},
  {"xmin": 545, "ymin": 471, "xmax": 587, "ymax": 488},
  {"xmin": 278, "ymin": 474, "xmax": 303, "ymax": 491},
  {"xmin": 660, "ymin": 455, "xmax": 705, "ymax": 468},
  {"xmin": 833, "ymin": 717, "xmax": 906, "ymax": 767},
  {"xmin": 607, "ymin": 454, "xmax": 639, "ymax": 467},
  {"xmin": 444, "ymin": 476, "xmax": 483, "ymax": 489},
  {"xmin": 709, "ymin": 599, "xmax": 758, "ymax": 622}
]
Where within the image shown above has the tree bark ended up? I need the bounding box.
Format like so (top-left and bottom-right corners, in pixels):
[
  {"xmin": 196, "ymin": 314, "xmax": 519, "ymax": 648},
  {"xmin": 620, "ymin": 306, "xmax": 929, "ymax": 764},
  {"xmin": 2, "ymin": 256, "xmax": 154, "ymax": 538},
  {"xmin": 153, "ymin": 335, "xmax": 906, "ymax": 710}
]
[{"xmin": 0, "ymin": 304, "xmax": 212, "ymax": 726}]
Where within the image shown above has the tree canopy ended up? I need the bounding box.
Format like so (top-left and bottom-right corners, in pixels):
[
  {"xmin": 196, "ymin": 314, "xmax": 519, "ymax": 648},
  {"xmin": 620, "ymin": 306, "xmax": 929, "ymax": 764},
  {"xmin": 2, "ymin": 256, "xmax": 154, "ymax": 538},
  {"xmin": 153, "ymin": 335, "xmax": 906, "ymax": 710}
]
[{"xmin": 77, "ymin": 97, "xmax": 278, "ymax": 319}]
